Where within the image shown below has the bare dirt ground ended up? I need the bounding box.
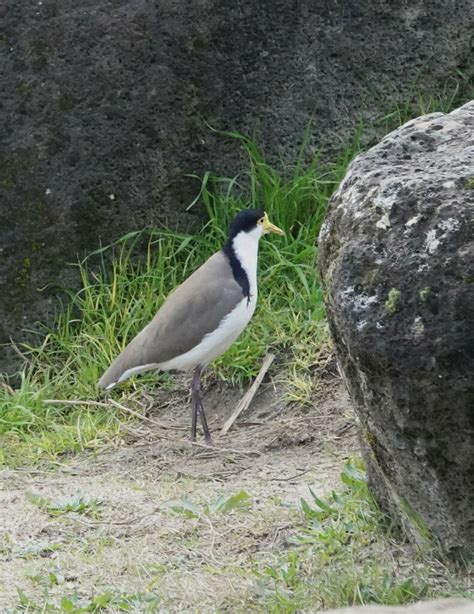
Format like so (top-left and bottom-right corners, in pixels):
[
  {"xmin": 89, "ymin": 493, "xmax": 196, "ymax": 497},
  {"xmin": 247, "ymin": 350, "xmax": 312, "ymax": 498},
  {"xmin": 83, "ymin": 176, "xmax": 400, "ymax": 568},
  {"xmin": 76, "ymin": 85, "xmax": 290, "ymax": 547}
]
[{"xmin": 0, "ymin": 373, "xmax": 358, "ymax": 611}]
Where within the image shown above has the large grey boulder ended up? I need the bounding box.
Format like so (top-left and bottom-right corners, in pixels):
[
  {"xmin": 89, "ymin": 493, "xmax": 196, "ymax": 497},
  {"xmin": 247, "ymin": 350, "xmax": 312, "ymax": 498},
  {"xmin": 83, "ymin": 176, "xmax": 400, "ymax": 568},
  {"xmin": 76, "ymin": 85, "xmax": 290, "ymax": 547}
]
[
  {"xmin": 318, "ymin": 101, "xmax": 474, "ymax": 558},
  {"xmin": 1, "ymin": 0, "xmax": 473, "ymax": 371}
]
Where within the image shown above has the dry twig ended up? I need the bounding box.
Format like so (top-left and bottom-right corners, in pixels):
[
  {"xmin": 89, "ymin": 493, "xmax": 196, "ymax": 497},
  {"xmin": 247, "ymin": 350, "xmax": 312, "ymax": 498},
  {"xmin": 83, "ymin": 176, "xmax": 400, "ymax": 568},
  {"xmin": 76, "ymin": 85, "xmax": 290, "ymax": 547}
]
[
  {"xmin": 43, "ymin": 397, "xmax": 177, "ymax": 430},
  {"xmin": 221, "ymin": 353, "xmax": 275, "ymax": 435}
]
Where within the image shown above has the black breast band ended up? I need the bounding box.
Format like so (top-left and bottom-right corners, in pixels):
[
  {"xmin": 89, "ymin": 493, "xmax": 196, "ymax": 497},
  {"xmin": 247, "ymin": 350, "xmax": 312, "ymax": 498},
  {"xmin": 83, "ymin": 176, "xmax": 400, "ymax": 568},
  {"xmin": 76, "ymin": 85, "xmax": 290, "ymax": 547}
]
[{"xmin": 222, "ymin": 243, "xmax": 250, "ymax": 301}]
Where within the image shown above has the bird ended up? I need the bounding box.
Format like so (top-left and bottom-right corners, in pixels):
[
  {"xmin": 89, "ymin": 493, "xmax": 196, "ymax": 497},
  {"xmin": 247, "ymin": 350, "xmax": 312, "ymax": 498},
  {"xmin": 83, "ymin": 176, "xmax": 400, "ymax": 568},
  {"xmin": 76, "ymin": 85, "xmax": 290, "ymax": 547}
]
[{"xmin": 98, "ymin": 209, "xmax": 285, "ymax": 443}]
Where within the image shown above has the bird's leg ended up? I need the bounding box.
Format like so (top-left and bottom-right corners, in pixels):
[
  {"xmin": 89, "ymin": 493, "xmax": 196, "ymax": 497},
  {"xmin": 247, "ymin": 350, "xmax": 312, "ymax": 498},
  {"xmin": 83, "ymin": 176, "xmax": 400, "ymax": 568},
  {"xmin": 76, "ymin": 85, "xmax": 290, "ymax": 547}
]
[
  {"xmin": 197, "ymin": 393, "xmax": 212, "ymax": 445},
  {"xmin": 191, "ymin": 366, "xmax": 212, "ymax": 444},
  {"xmin": 190, "ymin": 366, "xmax": 200, "ymax": 442}
]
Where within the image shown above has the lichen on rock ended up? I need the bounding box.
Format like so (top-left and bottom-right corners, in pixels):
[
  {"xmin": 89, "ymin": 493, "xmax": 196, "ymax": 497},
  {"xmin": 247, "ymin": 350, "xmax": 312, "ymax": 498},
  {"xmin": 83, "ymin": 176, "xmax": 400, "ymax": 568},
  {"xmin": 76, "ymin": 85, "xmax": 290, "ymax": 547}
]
[{"xmin": 384, "ymin": 288, "xmax": 401, "ymax": 315}]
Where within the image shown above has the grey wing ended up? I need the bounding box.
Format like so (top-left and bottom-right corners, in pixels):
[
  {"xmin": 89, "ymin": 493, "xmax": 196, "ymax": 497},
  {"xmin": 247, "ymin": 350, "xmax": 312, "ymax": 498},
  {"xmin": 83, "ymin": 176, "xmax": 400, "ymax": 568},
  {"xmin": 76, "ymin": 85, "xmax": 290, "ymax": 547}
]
[{"xmin": 98, "ymin": 252, "xmax": 244, "ymax": 388}]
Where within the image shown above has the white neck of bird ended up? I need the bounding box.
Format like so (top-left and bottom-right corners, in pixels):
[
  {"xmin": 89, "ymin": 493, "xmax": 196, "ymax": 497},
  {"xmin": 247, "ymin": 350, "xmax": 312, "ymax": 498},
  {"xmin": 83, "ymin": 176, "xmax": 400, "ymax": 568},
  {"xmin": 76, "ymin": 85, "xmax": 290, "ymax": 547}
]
[{"xmin": 232, "ymin": 226, "xmax": 262, "ymax": 295}]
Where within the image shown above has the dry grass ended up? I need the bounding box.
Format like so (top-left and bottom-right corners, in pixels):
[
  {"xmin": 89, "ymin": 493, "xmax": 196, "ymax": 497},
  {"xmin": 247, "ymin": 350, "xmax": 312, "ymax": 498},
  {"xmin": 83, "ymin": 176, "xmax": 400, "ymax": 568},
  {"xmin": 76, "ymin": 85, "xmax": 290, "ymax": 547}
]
[
  {"xmin": 0, "ymin": 377, "xmax": 357, "ymax": 611},
  {"xmin": 1, "ymin": 376, "xmax": 471, "ymax": 612}
]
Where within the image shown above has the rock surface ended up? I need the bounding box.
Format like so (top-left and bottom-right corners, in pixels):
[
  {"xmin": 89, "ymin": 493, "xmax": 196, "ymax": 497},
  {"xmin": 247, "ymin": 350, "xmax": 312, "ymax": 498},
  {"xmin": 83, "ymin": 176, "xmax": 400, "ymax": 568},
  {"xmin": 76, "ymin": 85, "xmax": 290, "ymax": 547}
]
[
  {"xmin": 324, "ymin": 598, "xmax": 473, "ymax": 614},
  {"xmin": 318, "ymin": 101, "xmax": 474, "ymax": 558},
  {"xmin": 1, "ymin": 0, "xmax": 473, "ymax": 370}
]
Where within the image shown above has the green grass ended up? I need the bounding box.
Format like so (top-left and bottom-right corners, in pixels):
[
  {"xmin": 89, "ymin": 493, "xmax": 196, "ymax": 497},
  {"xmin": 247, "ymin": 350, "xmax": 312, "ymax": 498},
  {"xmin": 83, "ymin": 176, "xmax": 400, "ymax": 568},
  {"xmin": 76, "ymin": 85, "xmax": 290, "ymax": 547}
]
[
  {"xmin": 0, "ymin": 132, "xmax": 347, "ymax": 466},
  {"xmin": 16, "ymin": 586, "xmax": 161, "ymax": 613},
  {"xmin": 375, "ymin": 69, "xmax": 473, "ymax": 135},
  {"xmin": 1, "ymin": 76, "xmax": 473, "ymax": 466}
]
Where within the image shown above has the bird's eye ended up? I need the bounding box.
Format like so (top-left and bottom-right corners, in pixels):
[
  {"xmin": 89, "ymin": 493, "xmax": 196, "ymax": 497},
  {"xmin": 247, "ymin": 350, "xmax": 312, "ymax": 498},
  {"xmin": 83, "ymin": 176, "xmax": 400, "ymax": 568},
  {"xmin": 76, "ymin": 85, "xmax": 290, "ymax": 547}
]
[{"xmin": 259, "ymin": 217, "xmax": 265, "ymax": 224}]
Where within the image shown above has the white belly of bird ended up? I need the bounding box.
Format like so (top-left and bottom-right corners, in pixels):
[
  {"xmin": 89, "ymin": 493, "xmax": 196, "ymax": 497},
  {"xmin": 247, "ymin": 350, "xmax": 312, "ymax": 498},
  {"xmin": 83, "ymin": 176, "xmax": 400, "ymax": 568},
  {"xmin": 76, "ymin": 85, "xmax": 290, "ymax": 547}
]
[{"xmin": 157, "ymin": 293, "xmax": 257, "ymax": 372}]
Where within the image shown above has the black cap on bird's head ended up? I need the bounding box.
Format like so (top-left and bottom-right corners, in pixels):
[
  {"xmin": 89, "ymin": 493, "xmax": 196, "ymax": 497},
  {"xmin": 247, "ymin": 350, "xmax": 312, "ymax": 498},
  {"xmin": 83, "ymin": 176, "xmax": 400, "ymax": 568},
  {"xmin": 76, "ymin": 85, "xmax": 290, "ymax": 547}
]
[{"xmin": 226, "ymin": 209, "xmax": 285, "ymax": 242}]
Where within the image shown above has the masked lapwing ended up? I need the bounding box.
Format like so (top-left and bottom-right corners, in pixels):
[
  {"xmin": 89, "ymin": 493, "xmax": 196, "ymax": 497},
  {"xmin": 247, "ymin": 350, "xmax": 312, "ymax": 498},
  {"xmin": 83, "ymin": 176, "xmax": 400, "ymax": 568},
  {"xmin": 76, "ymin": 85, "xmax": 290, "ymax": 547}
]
[{"xmin": 98, "ymin": 209, "xmax": 284, "ymax": 442}]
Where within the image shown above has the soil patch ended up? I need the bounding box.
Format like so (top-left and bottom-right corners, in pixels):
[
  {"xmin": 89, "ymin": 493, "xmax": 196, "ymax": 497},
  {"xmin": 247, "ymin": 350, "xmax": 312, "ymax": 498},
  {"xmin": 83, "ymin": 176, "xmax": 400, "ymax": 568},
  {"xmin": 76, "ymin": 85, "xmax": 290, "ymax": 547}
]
[{"xmin": 0, "ymin": 374, "xmax": 358, "ymax": 611}]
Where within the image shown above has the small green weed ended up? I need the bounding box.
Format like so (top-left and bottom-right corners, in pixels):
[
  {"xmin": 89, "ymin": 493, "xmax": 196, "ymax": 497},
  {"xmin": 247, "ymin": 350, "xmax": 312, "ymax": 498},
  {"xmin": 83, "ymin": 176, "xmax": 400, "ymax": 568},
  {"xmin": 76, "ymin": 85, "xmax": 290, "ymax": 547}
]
[
  {"xmin": 16, "ymin": 585, "xmax": 160, "ymax": 613},
  {"xmin": 264, "ymin": 551, "xmax": 301, "ymax": 590},
  {"xmin": 167, "ymin": 490, "xmax": 251, "ymax": 518},
  {"xmin": 296, "ymin": 459, "xmax": 390, "ymax": 559},
  {"xmin": 26, "ymin": 491, "xmax": 103, "ymax": 519}
]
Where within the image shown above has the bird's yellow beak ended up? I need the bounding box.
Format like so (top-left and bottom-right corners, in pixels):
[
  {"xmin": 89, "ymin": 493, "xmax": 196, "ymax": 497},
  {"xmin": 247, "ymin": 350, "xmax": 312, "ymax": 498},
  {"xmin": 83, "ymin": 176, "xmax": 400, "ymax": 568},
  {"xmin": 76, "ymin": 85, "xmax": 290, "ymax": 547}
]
[{"xmin": 261, "ymin": 212, "xmax": 285, "ymax": 236}]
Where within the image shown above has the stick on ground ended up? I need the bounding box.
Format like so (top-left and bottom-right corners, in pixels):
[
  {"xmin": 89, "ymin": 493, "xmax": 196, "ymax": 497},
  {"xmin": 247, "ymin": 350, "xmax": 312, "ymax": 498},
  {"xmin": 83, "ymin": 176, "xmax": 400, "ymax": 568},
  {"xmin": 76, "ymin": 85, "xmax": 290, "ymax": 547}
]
[{"xmin": 220, "ymin": 352, "xmax": 275, "ymax": 435}]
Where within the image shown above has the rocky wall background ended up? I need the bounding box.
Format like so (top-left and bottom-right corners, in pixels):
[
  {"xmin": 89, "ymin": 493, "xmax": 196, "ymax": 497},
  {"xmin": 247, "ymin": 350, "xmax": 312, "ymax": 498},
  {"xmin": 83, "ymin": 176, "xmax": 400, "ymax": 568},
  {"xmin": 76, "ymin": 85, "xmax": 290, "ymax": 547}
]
[{"xmin": 1, "ymin": 0, "xmax": 473, "ymax": 371}]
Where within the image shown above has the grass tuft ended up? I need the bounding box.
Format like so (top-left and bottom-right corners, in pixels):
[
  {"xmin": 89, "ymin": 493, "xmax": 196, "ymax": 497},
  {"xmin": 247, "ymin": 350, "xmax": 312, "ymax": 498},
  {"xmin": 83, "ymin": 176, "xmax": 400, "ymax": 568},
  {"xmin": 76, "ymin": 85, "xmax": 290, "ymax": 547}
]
[{"xmin": 1, "ymin": 134, "xmax": 345, "ymax": 465}]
